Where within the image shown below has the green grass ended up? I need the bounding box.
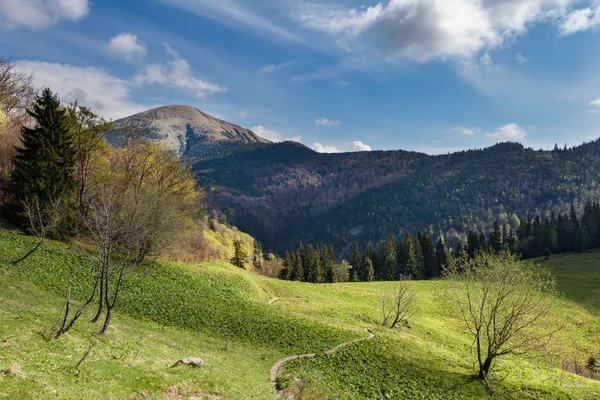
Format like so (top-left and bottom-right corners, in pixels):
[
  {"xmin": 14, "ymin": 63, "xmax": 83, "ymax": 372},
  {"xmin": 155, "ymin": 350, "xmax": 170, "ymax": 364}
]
[
  {"xmin": 2, "ymin": 229, "xmax": 600, "ymax": 399},
  {"xmin": 542, "ymin": 249, "xmax": 600, "ymax": 315}
]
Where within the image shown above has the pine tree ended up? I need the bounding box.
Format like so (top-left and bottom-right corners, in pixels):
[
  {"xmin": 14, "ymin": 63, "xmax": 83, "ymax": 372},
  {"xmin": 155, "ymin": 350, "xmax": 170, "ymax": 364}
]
[
  {"xmin": 230, "ymin": 240, "xmax": 246, "ymax": 268},
  {"xmin": 9, "ymin": 88, "xmax": 75, "ymax": 232},
  {"xmin": 435, "ymin": 237, "xmax": 448, "ymax": 275},
  {"xmin": 363, "ymin": 257, "xmax": 375, "ymax": 282},
  {"xmin": 282, "ymin": 251, "xmax": 294, "ymax": 280},
  {"xmin": 420, "ymin": 231, "xmax": 437, "ymax": 279},
  {"xmin": 350, "ymin": 242, "xmax": 362, "ymax": 280},
  {"xmin": 491, "ymin": 221, "xmax": 503, "ymax": 253}
]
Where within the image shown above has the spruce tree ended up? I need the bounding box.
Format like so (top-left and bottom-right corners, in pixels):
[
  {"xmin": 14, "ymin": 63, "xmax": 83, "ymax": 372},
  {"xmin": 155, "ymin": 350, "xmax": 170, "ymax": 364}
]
[
  {"xmin": 230, "ymin": 241, "xmax": 246, "ymax": 268},
  {"xmin": 9, "ymin": 88, "xmax": 75, "ymax": 231},
  {"xmin": 435, "ymin": 237, "xmax": 448, "ymax": 275},
  {"xmin": 350, "ymin": 242, "xmax": 362, "ymax": 279},
  {"xmin": 363, "ymin": 257, "xmax": 375, "ymax": 282}
]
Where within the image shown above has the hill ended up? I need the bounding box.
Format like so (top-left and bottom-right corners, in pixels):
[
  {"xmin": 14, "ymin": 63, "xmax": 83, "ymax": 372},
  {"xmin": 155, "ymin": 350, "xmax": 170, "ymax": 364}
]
[
  {"xmin": 193, "ymin": 139, "xmax": 600, "ymax": 253},
  {"xmin": 1, "ymin": 229, "xmax": 600, "ymax": 399},
  {"xmin": 109, "ymin": 105, "xmax": 271, "ymax": 160}
]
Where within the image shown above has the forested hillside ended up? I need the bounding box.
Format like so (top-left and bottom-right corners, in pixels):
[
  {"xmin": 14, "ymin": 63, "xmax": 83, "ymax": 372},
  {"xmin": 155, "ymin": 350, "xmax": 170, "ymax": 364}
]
[{"xmin": 194, "ymin": 141, "xmax": 600, "ymax": 254}]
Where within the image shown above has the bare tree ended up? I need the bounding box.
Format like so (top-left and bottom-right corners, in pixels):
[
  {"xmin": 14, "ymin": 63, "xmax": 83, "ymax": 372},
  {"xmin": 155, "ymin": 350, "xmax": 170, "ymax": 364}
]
[
  {"xmin": 5, "ymin": 194, "xmax": 61, "ymax": 264},
  {"xmin": 0, "ymin": 57, "xmax": 35, "ymax": 200},
  {"xmin": 381, "ymin": 276, "xmax": 418, "ymax": 329},
  {"xmin": 66, "ymin": 103, "xmax": 112, "ymax": 212},
  {"xmin": 445, "ymin": 251, "xmax": 557, "ymax": 384},
  {"xmin": 55, "ymin": 141, "xmax": 201, "ymax": 337}
]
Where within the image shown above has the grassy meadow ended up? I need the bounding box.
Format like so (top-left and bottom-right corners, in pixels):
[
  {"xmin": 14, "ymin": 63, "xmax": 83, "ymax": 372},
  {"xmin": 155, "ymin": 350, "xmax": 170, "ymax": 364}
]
[{"xmin": 1, "ymin": 229, "xmax": 600, "ymax": 399}]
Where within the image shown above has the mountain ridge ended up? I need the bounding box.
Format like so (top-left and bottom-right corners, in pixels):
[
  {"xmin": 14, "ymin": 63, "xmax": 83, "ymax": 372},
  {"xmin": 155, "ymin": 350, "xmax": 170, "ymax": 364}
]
[{"xmin": 109, "ymin": 105, "xmax": 271, "ymax": 158}]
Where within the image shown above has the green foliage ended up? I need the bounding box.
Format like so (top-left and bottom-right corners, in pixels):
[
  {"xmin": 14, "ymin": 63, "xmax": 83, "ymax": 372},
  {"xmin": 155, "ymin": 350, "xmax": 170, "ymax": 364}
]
[
  {"xmin": 0, "ymin": 230, "xmax": 355, "ymax": 354},
  {"xmin": 230, "ymin": 240, "xmax": 246, "ymax": 268},
  {"xmin": 8, "ymin": 88, "xmax": 75, "ymax": 234}
]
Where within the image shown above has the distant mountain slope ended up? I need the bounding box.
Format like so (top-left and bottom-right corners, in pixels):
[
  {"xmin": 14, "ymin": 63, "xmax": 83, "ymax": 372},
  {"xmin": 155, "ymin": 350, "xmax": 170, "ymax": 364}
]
[
  {"xmin": 195, "ymin": 140, "xmax": 600, "ymax": 253},
  {"xmin": 109, "ymin": 105, "xmax": 270, "ymax": 159}
]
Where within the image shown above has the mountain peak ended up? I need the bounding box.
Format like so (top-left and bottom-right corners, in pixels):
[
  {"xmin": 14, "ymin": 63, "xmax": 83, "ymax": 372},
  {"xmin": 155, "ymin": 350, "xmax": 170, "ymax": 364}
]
[{"xmin": 110, "ymin": 105, "xmax": 270, "ymax": 156}]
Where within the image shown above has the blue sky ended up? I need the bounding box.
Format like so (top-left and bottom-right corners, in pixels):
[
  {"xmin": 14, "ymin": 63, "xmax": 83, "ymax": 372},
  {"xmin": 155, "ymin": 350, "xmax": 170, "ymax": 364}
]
[{"xmin": 2, "ymin": 0, "xmax": 600, "ymax": 153}]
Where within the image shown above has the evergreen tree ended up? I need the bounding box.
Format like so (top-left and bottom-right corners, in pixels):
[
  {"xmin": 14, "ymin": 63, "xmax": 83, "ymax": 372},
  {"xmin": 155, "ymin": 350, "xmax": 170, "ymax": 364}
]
[
  {"xmin": 455, "ymin": 241, "xmax": 465, "ymax": 260},
  {"xmin": 230, "ymin": 240, "xmax": 246, "ymax": 268},
  {"xmin": 350, "ymin": 241, "xmax": 362, "ymax": 279},
  {"xmin": 435, "ymin": 237, "xmax": 448, "ymax": 275},
  {"xmin": 324, "ymin": 245, "xmax": 337, "ymax": 283},
  {"xmin": 9, "ymin": 88, "xmax": 75, "ymax": 233},
  {"xmin": 282, "ymin": 250, "xmax": 293, "ymax": 280},
  {"xmin": 467, "ymin": 231, "xmax": 480, "ymax": 259},
  {"xmin": 420, "ymin": 231, "xmax": 437, "ymax": 279},
  {"xmin": 363, "ymin": 256, "xmax": 375, "ymax": 282},
  {"xmin": 491, "ymin": 221, "xmax": 503, "ymax": 253}
]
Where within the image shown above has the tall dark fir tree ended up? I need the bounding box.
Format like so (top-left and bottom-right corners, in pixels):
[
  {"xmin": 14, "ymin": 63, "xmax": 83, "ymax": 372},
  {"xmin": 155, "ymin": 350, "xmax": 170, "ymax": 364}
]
[{"xmin": 8, "ymin": 88, "xmax": 75, "ymax": 234}]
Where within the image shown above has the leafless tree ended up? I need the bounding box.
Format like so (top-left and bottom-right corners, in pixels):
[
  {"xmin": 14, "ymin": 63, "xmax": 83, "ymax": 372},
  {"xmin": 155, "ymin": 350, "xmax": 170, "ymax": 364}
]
[
  {"xmin": 381, "ymin": 276, "xmax": 418, "ymax": 329},
  {"xmin": 66, "ymin": 103, "xmax": 112, "ymax": 212},
  {"xmin": 6, "ymin": 194, "xmax": 61, "ymax": 264},
  {"xmin": 0, "ymin": 57, "xmax": 35, "ymax": 200},
  {"xmin": 55, "ymin": 141, "xmax": 200, "ymax": 337},
  {"xmin": 445, "ymin": 251, "xmax": 557, "ymax": 385}
]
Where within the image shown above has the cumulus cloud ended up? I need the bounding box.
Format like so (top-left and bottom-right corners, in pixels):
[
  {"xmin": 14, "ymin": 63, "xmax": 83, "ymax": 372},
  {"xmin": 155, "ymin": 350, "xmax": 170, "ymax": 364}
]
[
  {"xmin": 312, "ymin": 142, "xmax": 341, "ymax": 153},
  {"xmin": 133, "ymin": 44, "xmax": 227, "ymax": 98},
  {"xmin": 559, "ymin": 5, "xmax": 600, "ymax": 35},
  {"xmin": 588, "ymin": 97, "xmax": 600, "ymax": 112},
  {"xmin": 452, "ymin": 126, "xmax": 479, "ymax": 136},
  {"xmin": 486, "ymin": 123, "xmax": 527, "ymax": 140},
  {"xmin": 108, "ymin": 33, "xmax": 147, "ymax": 61},
  {"xmin": 349, "ymin": 141, "xmax": 372, "ymax": 151},
  {"xmin": 315, "ymin": 117, "xmax": 341, "ymax": 127},
  {"xmin": 16, "ymin": 60, "xmax": 145, "ymax": 120},
  {"xmin": 251, "ymin": 125, "xmax": 283, "ymax": 142},
  {"xmin": 251, "ymin": 125, "xmax": 302, "ymax": 143},
  {"xmin": 296, "ymin": 0, "xmax": 577, "ymax": 62},
  {"xmin": 0, "ymin": 0, "xmax": 89, "ymax": 29}
]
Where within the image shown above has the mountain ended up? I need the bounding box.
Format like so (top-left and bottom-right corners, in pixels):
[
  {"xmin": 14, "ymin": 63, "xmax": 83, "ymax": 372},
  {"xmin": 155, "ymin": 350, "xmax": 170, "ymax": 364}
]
[
  {"xmin": 109, "ymin": 105, "xmax": 271, "ymax": 160},
  {"xmin": 194, "ymin": 139, "xmax": 600, "ymax": 254},
  {"xmin": 113, "ymin": 107, "xmax": 600, "ymax": 255}
]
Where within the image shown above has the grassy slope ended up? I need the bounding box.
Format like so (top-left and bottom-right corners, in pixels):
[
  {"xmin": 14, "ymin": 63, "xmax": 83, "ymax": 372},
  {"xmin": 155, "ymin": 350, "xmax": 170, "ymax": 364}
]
[
  {"xmin": 1, "ymin": 230, "xmax": 600, "ymax": 399},
  {"xmin": 542, "ymin": 249, "xmax": 600, "ymax": 315}
]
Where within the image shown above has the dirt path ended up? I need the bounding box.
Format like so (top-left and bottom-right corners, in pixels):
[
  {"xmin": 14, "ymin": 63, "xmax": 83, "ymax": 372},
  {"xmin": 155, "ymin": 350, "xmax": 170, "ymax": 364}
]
[
  {"xmin": 269, "ymin": 327, "xmax": 375, "ymax": 391},
  {"xmin": 267, "ymin": 297, "xmax": 307, "ymax": 305}
]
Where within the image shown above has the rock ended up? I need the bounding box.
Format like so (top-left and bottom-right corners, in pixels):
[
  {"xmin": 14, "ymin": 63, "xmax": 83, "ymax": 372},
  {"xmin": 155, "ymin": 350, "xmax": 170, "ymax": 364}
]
[{"xmin": 172, "ymin": 357, "xmax": 204, "ymax": 368}]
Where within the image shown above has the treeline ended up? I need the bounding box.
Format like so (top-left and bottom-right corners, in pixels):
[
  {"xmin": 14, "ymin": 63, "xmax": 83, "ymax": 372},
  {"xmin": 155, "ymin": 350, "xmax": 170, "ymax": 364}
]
[
  {"xmin": 280, "ymin": 231, "xmax": 451, "ymax": 283},
  {"xmin": 281, "ymin": 243, "xmax": 344, "ymax": 283},
  {"xmin": 515, "ymin": 203, "xmax": 600, "ymax": 258},
  {"xmin": 280, "ymin": 201, "xmax": 600, "ymax": 284}
]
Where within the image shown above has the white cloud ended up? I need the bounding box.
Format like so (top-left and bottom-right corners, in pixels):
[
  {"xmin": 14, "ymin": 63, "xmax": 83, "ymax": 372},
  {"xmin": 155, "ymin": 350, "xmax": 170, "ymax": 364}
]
[
  {"xmin": 452, "ymin": 126, "xmax": 479, "ymax": 136},
  {"xmin": 559, "ymin": 6, "xmax": 600, "ymax": 35},
  {"xmin": 349, "ymin": 141, "xmax": 372, "ymax": 151},
  {"xmin": 315, "ymin": 117, "xmax": 341, "ymax": 127},
  {"xmin": 133, "ymin": 44, "xmax": 227, "ymax": 98},
  {"xmin": 251, "ymin": 125, "xmax": 302, "ymax": 143},
  {"xmin": 296, "ymin": 0, "xmax": 576, "ymax": 62},
  {"xmin": 0, "ymin": 0, "xmax": 89, "ymax": 29},
  {"xmin": 239, "ymin": 111, "xmax": 247, "ymax": 117},
  {"xmin": 15, "ymin": 60, "xmax": 145, "ymax": 120},
  {"xmin": 158, "ymin": 0, "xmax": 303, "ymax": 43},
  {"xmin": 588, "ymin": 97, "xmax": 600, "ymax": 112},
  {"xmin": 260, "ymin": 61, "xmax": 294, "ymax": 74},
  {"xmin": 251, "ymin": 125, "xmax": 283, "ymax": 142},
  {"xmin": 312, "ymin": 142, "xmax": 341, "ymax": 153},
  {"xmin": 486, "ymin": 123, "xmax": 527, "ymax": 140},
  {"xmin": 515, "ymin": 53, "xmax": 528, "ymax": 63},
  {"xmin": 108, "ymin": 33, "xmax": 147, "ymax": 61}
]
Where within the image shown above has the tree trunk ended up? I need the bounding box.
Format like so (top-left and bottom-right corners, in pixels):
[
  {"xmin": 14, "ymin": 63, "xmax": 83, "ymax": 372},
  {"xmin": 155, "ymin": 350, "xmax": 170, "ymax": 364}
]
[
  {"xmin": 90, "ymin": 266, "xmax": 105, "ymax": 323},
  {"xmin": 478, "ymin": 356, "xmax": 493, "ymax": 380}
]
